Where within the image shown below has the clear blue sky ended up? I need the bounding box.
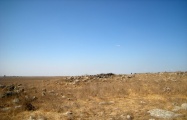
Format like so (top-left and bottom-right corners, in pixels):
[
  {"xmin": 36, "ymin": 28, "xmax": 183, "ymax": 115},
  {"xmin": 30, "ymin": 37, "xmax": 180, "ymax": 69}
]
[{"xmin": 0, "ymin": 0, "xmax": 187, "ymax": 76}]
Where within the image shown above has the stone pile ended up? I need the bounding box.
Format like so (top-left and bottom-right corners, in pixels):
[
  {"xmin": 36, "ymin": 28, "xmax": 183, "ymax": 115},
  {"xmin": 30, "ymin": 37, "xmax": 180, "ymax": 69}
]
[
  {"xmin": 0, "ymin": 83, "xmax": 36, "ymax": 112},
  {"xmin": 0, "ymin": 84, "xmax": 24, "ymax": 98},
  {"xmin": 65, "ymin": 73, "xmax": 115, "ymax": 82}
]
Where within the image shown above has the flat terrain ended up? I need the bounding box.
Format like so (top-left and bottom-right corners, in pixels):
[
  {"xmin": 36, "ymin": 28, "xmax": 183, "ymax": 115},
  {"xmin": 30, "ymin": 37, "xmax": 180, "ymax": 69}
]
[{"xmin": 0, "ymin": 72, "xmax": 187, "ymax": 120}]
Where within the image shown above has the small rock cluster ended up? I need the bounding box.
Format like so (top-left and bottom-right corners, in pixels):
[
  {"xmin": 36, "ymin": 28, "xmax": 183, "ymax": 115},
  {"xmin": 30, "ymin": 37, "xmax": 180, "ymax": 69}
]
[
  {"xmin": 0, "ymin": 84, "xmax": 36, "ymax": 112},
  {"xmin": 0, "ymin": 84, "xmax": 24, "ymax": 98},
  {"xmin": 65, "ymin": 73, "xmax": 115, "ymax": 82}
]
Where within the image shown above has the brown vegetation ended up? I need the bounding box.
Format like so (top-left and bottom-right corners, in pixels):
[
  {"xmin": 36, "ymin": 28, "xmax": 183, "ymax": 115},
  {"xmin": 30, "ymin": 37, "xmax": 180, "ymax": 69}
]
[{"xmin": 0, "ymin": 72, "xmax": 187, "ymax": 120}]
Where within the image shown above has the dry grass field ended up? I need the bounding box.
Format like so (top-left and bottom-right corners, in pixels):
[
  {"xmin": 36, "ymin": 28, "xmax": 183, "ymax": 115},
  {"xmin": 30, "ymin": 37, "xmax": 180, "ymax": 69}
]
[{"xmin": 0, "ymin": 72, "xmax": 187, "ymax": 120}]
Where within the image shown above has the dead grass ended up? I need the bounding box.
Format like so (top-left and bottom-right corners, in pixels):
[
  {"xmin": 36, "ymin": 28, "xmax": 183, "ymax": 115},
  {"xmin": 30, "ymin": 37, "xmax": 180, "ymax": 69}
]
[{"xmin": 0, "ymin": 72, "xmax": 187, "ymax": 120}]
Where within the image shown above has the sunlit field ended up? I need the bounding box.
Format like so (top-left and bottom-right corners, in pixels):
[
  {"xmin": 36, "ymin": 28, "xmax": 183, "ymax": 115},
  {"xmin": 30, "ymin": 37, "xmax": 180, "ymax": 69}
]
[{"xmin": 0, "ymin": 72, "xmax": 187, "ymax": 120}]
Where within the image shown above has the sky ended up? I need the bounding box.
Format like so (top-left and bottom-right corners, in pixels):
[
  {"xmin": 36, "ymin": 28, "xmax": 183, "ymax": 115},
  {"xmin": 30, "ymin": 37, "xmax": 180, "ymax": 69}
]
[{"xmin": 0, "ymin": 0, "xmax": 187, "ymax": 76}]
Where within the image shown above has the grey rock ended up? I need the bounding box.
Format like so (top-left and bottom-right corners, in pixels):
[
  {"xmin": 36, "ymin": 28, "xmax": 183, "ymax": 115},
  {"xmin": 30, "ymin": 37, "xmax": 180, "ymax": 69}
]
[
  {"xmin": 148, "ymin": 109, "xmax": 183, "ymax": 119},
  {"xmin": 181, "ymin": 103, "xmax": 187, "ymax": 110}
]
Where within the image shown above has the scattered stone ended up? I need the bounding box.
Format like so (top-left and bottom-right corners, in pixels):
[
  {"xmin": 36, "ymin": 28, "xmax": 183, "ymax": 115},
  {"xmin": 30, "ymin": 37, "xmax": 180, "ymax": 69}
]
[
  {"xmin": 64, "ymin": 111, "xmax": 73, "ymax": 115},
  {"xmin": 42, "ymin": 92, "xmax": 46, "ymax": 96},
  {"xmin": 61, "ymin": 95, "xmax": 66, "ymax": 98},
  {"xmin": 127, "ymin": 114, "xmax": 133, "ymax": 120},
  {"xmin": 172, "ymin": 102, "xmax": 179, "ymax": 106},
  {"xmin": 99, "ymin": 102, "xmax": 108, "ymax": 105},
  {"xmin": 25, "ymin": 95, "xmax": 29, "ymax": 99},
  {"xmin": 0, "ymin": 93, "xmax": 5, "ymax": 98},
  {"xmin": 64, "ymin": 111, "xmax": 73, "ymax": 119},
  {"xmin": 17, "ymin": 84, "xmax": 22, "ymax": 87},
  {"xmin": 15, "ymin": 88, "xmax": 24, "ymax": 94},
  {"xmin": 32, "ymin": 96, "xmax": 37, "ymax": 100},
  {"xmin": 28, "ymin": 115, "xmax": 36, "ymax": 120},
  {"xmin": 148, "ymin": 109, "xmax": 183, "ymax": 119},
  {"xmin": 48, "ymin": 90, "xmax": 55, "ymax": 94},
  {"xmin": 0, "ymin": 84, "xmax": 6, "ymax": 88},
  {"xmin": 163, "ymin": 87, "xmax": 171, "ymax": 92},
  {"xmin": 120, "ymin": 114, "xmax": 126, "ymax": 119},
  {"xmin": 6, "ymin": 84, "xmax": 15, "ymax": 91},
  {"xmin": 24, "ymin": 103, "xmax": 35, "ymax": 111},
  {"xmin": 1, "ymin": 107, "xmax": 11, "ymax": 111},
  {"xmin": 42, "ymin": 89, "xmax": 46, "ymax": 92},
  {"xmin": 181, "ymin": 103, "xmax": 187, "ymax": 110},
  {"xmin": 127, "ymin": 74, "xmax": 135, "ymax": 78},
  {"xmin": 99, "ymin": 101, "xmax": 115, "ymax": 105},
  {"xmin": 38, "ymin": 115, "xmax": 47, "ymax": 120},
  {"xmin": 140, "ymin": 101, "xmax": 146, "ymax": 104},
  {"xmin": 172, "ymin": 103, "xmax": 187, "ymax": 111},
  {"xmin": 172, "ymin": 106, "xmax": 181, "ymax": 112},
  {"xmin": 73, "ymin": 80, "xmax": 80, "ymax": 84},
  {"xmin": 95, "ymin": 73, "xmax": 115, "ymax": 78},
  {"xmin": 15, "ymin": 105, "xmax": 22, "ymax": 109},
  {"xmin": 110, "ymin": 112, "xmax": 117, "ymax": 116},
  {"xmin": 2, "ymin": 91, "xmax": 17, "ymax": 97},
  {"xmin": 109, "ymin": 101, "xmax": 115, "ymax": 103},
  {"xmin": 12, "ymin": 98, "xmax": 20, "ymax": 104},
  {"xmin": 108, "ymin": 118, "xmax": 114, "ymax": 120}
]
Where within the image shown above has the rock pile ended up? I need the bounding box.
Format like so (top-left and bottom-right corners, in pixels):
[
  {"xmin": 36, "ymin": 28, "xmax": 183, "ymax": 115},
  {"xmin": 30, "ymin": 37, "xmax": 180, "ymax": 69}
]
[
  {"xmin": 0, "ymin": 84, "xmax": 36, "ymax": 112},
  {"xmin": 0, "ymin": 84, "xmax": 24, "ymax": 98},
  {"xmin": 65, "ymin": 73, "xmax": 115, "ymax": 82}
]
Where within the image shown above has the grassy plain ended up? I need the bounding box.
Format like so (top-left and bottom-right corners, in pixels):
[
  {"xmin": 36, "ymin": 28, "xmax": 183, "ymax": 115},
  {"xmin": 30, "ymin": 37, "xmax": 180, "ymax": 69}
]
[{"xmin": 0, "ymin": 72, "xmax": 187, "ymax": 120}]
